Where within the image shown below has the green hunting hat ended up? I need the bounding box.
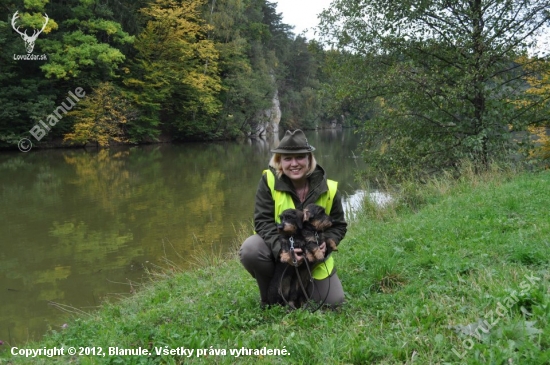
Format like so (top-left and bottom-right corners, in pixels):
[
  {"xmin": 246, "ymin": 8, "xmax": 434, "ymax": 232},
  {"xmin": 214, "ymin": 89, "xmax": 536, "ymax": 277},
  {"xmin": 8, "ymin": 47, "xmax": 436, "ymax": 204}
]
[{"xmin": 271, "ymin": 129, "xmax": 315, "ymax": 154}]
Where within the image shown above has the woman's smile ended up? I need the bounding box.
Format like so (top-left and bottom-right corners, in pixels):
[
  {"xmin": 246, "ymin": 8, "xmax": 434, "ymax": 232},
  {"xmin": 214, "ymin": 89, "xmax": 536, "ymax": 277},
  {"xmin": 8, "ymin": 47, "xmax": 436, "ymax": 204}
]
[{"xmin": 281, "ymin": 154, "xmax": 308, "ymax": 181}]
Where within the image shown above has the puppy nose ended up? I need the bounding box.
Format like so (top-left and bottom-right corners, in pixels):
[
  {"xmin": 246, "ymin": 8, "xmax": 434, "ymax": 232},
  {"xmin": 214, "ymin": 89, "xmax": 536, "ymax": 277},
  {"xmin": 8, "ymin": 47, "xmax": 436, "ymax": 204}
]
[{"xmin": 276, "ymin": 223, "xmax": 284, "ymax": 230}]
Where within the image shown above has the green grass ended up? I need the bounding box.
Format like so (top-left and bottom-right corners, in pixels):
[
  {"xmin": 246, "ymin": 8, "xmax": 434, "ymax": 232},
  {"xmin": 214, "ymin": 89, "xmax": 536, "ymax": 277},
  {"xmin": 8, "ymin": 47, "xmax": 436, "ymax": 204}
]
[{"xmin": 2, "ymin": 170, "xmax": 549, "ymax": 364}]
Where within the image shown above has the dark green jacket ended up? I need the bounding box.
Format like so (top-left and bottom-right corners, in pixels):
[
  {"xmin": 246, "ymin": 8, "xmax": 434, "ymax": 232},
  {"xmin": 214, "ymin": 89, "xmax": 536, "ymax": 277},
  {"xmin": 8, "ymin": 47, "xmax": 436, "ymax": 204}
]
[{"xmin": 254, "ymin": 164, "xmax": 348, "ymax": 260}]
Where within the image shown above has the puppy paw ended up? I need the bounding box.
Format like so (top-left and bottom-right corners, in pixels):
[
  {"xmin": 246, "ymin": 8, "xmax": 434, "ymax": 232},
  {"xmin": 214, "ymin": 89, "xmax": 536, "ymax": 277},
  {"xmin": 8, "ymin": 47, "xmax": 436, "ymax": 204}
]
[
  {"xmin": 327, "ymin": 239, "xmax": 338, "ymax": 252},
  {"xmin": 280, "ymin": 251, "xmax": 291, "ymax": 264},
  {"xmin": 313, "ymin": 248, "xmax": 324, "ymax": 261},
  {"xmin": 306, "ymin": 251, "xmax": 315, "ymax": 263}
]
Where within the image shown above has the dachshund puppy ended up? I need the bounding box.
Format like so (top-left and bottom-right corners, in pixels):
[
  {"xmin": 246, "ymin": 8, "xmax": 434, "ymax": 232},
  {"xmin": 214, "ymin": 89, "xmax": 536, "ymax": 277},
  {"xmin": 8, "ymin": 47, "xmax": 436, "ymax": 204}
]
[
  {"xmin": 267, "ymin": 209, "xmax": 311, "ymax": 308},
  {"xmin": 276, "ymin": 209, "xmax": 304, "ymax": 265},
  {"xmin": 302, "ymin": 204, "xmax": 338, "ymax": 261}
]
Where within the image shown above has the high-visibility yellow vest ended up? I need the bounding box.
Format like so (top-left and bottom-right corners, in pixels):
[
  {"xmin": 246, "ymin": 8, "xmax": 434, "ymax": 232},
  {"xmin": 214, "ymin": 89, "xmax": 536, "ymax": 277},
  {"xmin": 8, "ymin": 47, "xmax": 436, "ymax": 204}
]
[{"xmin": 263, "ymin": 169, "xmax": 337, "ymax": 280}]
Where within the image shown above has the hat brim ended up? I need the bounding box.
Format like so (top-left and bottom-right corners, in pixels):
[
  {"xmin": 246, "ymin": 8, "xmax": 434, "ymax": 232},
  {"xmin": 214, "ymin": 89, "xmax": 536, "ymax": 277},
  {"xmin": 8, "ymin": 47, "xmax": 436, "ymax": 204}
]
[{"xmin": 270, "ymin": 146, "xmax": 315, "ymax": 154}]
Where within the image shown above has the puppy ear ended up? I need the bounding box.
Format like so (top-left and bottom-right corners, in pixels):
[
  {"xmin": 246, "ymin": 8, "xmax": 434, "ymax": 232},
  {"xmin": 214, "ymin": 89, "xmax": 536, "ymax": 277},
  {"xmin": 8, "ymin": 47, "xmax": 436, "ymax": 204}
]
[{"xmin": 296, "ymin": 210, "xmax": 304, "ymax": 229}]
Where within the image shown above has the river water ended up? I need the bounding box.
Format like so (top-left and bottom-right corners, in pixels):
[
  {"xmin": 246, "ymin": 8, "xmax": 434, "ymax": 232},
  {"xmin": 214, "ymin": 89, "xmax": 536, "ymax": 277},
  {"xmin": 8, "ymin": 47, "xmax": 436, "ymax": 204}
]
[{"xmin": 0, "ymin": 128, "xmax": 366, "ymax": 345}]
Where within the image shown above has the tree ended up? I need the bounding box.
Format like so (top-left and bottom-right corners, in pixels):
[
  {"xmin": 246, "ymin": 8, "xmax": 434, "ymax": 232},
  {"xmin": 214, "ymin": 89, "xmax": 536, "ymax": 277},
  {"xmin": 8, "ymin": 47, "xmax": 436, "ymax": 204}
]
[
  {"xmin": 319, "ymin": 0, "xmax": 550, "ymax": 177},
  {"xmin": 0, "ymin": 0, "xmax": 335, "ymax": 147},
  {"xmin": 64, "ymin": 82, "xmax": 135, "ymax": 146},
  {"xmin": 124, "ymin": 0, "xmax": 222, "ymax": 141},
  {"xmin": 278, "ymin": 37, "xmax": 324, "ymax": 129},
  {"xmin": 203, "ymin": 0, "xmax": 274, "ymax": 137},
  {"xmin": 0, "ymin": 0, "xmax": 134, "ymax": 147},
  {"xmin": 39, "ymin": 0, "xmax": 133, "ymax": 86},
  {"xmin": 520, "ymin": 57, "xmax": 550, "ymax": 165}
]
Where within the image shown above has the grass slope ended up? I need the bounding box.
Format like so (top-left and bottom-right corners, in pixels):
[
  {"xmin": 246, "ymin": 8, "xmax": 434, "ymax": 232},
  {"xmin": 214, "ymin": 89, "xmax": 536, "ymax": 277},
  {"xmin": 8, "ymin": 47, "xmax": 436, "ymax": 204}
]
[{"xmin": 2, "ymin": 170, "xmax": 549, "ymax": 365}]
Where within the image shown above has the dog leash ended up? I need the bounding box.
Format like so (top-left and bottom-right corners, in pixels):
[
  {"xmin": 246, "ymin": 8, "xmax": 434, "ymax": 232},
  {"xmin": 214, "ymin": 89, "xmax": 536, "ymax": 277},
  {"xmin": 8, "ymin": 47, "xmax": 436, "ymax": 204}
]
[
  {"xmin": 289, "ymin": 235, "xmax": 312, "ymax": 303},
  {"xmin": 305, "ymin": 261, "xmax": 331, "ymax": 313},
  {"xmin": 305, "ymin": 232, "xmax": 334, "ymax": 312},
  {"xmin": 303, "ymin": 234, "xmax": 331, "ymax": 312},
  {"xmin": 277, "ymin": 261, "xmax": 331, "ymax": 312},
  {"xmin": 278, "ymin": 235, "xmax": 331, "ymax": 312},
  {"xmin": 278, "ymin": 236, "xmax": 313, "ymax": 308},
  {"xmin": 294, "ymin": 260, "xmax": 312, "ymax": 301}
]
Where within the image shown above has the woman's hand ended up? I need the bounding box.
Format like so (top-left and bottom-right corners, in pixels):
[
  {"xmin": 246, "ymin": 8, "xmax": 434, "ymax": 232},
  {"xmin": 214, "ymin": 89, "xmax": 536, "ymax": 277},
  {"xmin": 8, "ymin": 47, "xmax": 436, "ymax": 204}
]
[
  {"xmin": 291, "ymin": 242, "xmax": 327, "ymax": 265},
  {"xmin": 292, "ymin": 242, "xmax": 327, "ymax": 265}
]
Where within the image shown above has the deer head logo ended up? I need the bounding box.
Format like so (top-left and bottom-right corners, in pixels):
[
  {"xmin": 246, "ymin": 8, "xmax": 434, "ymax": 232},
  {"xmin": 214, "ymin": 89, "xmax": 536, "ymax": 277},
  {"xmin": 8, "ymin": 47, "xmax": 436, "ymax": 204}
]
[{"xmin": 11, "ymin": 11, "xmax": 49, "ymax": 54}]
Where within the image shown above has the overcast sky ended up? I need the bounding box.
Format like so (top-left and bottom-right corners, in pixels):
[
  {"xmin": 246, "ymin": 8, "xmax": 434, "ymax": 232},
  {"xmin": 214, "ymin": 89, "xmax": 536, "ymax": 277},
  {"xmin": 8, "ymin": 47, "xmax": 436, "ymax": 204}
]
[
  {"xmin": 274, "ymin": 0, "xmax": 333, "ymax": 39},
  {"xmin": 273, "ymin": 1, "xmax": 549, "ymax": 56}
]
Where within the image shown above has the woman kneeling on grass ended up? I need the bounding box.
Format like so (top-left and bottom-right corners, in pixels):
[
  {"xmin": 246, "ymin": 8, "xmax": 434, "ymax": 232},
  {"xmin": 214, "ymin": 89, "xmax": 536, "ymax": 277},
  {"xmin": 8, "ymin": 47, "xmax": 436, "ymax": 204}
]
[{"xmin": 239, "ymin": 129, "xmax": 347, "ymax": 308}]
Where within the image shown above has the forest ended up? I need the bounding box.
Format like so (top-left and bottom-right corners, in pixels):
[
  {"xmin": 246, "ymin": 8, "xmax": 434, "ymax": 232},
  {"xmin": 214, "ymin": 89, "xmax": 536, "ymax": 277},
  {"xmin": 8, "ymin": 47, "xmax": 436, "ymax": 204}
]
[
  {"xmin": 0, "ymin": 0, "xmax": 341, "ymax": 148},
  {"xmin": 1, "ymin": 0, "xmax": 549, "ymax": 175}
]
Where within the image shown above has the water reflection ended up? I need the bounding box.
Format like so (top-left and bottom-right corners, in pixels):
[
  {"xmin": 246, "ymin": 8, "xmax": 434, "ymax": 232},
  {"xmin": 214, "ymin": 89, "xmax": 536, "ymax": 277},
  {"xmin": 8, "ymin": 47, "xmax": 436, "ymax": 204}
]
[
  {"xmin": 342, "ymin": 190, "xmax": 393, "ymax": 220},
  {"xmin": 247, "ymin": 131, "xmax": 280, "ymax": 153},
  {"xmin": 0, "ymin": 129, "xmax": 365, "ymax": 345}
]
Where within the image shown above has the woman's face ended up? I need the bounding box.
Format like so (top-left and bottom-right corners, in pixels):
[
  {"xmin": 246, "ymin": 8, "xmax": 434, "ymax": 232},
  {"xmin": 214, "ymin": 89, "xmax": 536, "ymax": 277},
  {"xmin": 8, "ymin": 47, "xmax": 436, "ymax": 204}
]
[{"xmin": 280, "ymin": 154, "xmax": 309, "ymax": 181}]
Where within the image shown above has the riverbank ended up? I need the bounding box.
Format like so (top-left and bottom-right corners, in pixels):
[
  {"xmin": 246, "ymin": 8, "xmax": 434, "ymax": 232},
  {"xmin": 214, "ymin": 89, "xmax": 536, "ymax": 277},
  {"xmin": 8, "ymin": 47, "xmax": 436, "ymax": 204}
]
[
  {"xmin": 0, "ymin": 126, "xmax": 347, "ymax": 153},
  {"xmin": 1, "ymin": 168, "xmax": 549, "ymax": 364}
]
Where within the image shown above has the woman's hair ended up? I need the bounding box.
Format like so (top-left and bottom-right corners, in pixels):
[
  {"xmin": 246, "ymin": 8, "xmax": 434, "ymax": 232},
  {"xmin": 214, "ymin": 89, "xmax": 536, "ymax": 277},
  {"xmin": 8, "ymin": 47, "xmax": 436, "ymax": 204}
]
[{"xmin": 268, "ymin": 153, "xmax": 317, "ymax": 179}]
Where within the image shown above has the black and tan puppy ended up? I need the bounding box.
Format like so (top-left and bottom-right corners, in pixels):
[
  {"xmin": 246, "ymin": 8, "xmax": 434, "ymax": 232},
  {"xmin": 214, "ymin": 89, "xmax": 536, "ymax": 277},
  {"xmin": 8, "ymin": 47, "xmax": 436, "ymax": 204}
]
[
  {"xmin": 276, "ymin": 208, "xmax": 304, "ymax": 265},
  {"xmin": 302, "ymin": 203, "xmax": 338, "ymax": 261},
  {"xmin": 267, "ymin": 209, "xmax": 312, "ymax": 308}
]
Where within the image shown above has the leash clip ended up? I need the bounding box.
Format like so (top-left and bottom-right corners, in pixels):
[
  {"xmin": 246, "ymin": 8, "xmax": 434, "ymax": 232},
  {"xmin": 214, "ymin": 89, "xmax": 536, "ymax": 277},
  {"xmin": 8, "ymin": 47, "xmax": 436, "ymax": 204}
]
[
  {"xmin": 314, "ymin": 231, "xmax": 319, "ymax": 245},
  {"xmin": 289, "ymin": 236, "xmax": 298, "ymax": 266}
]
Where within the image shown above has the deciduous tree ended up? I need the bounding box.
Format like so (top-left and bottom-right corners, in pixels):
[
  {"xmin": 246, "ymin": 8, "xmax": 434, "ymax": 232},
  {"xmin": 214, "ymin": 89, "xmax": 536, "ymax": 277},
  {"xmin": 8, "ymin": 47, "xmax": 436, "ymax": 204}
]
[
  {"xmin": 125, "ymin": 0, "xmax": 222, "ymax": 140},
  {"xmin": 64, "ymin": 82, "xmax": 135, "ymax": 146},
  {"xmin": 520, "ymin": 57, "xmax": 550, "ymax": 165},
  {"xmin": 320, "ymin": 0, "xmax": 550, "ymax": 177}
]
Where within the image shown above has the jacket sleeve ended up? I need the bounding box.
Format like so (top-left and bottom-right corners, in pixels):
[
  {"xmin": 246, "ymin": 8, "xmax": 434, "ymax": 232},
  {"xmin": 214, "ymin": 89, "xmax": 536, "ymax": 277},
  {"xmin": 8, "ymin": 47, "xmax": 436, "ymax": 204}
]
[
  {"xmin": 253, "ymin": 174, "xmax": 280, "ymax": 260},
  {"xmin": 323, "ymin": 190, "xmax": 347, "ymax": 246}
]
